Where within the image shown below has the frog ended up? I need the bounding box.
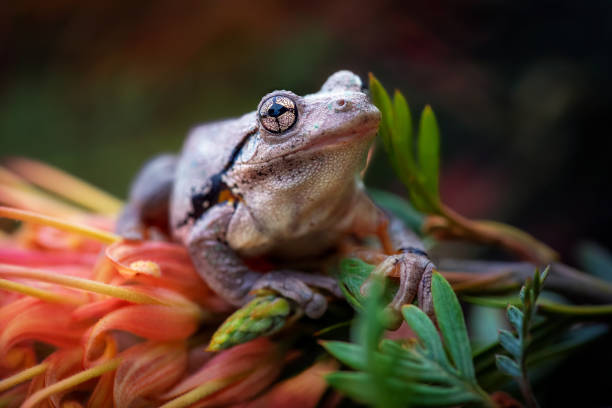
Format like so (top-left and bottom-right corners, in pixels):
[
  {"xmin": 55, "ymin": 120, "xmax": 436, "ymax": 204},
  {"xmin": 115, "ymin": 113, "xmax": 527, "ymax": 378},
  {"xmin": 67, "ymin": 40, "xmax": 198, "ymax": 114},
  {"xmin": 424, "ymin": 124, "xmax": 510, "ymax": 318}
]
[{"xmin": 117, "ymin": 70, "xmax": 435, "ymax": 319}]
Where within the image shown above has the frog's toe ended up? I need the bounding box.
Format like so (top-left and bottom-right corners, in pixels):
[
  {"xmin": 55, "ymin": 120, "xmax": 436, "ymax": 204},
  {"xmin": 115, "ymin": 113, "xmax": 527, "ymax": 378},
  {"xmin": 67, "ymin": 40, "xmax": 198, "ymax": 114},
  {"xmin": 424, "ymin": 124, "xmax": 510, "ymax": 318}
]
[
  {"xmin": 252, "ymin": 271, "xmax": 329, "ymax": 319},
  {"xmin": 417, "ymin": 261, "xmax": 435, "ymax": 319},
  {"xmin": 361, "ymin": 252, "xmax": 435, "ymax": 317},
  {"xmin": 304, "ymin": 293, "xmax": 328, "ymax": 319}
]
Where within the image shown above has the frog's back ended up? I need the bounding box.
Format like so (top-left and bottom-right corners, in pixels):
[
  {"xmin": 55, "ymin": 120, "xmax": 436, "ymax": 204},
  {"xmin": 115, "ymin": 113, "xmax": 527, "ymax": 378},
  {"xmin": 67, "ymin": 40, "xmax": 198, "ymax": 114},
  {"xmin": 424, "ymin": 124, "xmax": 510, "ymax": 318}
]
[{"xmin": 171, "ymin": 112, "xmax": 256, "ymax": 243}]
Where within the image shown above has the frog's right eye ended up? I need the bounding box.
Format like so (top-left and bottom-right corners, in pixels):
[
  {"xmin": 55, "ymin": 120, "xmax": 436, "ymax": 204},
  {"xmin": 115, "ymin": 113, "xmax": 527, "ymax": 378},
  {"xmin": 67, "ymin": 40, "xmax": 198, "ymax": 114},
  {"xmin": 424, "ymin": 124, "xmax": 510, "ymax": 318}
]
[{"xmin": 258, "ymin": 95, "xmax": 298, "ymax": 134}]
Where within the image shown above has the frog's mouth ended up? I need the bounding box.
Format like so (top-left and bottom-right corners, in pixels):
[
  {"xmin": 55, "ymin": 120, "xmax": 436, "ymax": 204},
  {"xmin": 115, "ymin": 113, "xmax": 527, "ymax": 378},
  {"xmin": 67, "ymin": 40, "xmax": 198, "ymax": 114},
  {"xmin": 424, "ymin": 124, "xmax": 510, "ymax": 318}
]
[{"xmin": 302, "ymin": 121, "xmax": 379, "ymax": 153}]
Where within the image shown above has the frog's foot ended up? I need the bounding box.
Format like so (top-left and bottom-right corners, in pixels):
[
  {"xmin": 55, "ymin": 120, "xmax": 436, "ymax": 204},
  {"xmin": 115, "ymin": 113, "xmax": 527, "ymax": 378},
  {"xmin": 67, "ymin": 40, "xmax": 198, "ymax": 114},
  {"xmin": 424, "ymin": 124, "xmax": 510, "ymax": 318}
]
[
  {"xmin": 252, "ymin": 271, "xmax": 341, "ymax": 319},
  {"xmin": 360, "ymin": 249, "xmax": 435, "ymax": 318}
]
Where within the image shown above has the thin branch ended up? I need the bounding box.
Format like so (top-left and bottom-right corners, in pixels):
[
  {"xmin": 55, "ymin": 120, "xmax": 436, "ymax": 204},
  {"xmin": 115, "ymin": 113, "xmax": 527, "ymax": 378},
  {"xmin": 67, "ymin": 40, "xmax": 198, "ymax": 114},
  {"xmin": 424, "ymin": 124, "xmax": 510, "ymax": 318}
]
[{"xmin": 438, "ymin": 259, "xmax": 612, "ymax": 304}]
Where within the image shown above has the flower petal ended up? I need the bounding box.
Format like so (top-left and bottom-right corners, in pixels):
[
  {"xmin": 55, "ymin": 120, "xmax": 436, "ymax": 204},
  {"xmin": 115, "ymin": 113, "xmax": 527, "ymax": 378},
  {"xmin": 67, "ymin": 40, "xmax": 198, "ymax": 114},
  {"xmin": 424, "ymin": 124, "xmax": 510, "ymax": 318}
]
[
  {"xmin": 160, "ymin": 338, "xmax": 284, "ymax": 407},
  {"xmin": 0, "ymin": 301, "xmax": 84, "ymax": 357},
  {"xmin": 113, "ymin": 341, "xmax": 188, "ymax": 408},
  {"xmin": 105, "ymin": 241, "xmax": 229, "ymax": 311},
  {"xmin": 237, "ymin": 359, "xmax": 338, "ymax": 408},
  {"xmin": 4, "ymin": 157, "xmax": 123, "ymax": 215},
  {"xmin": 86, "ymin": 372, "xmax": 114, "ymax": 408},
  {"xmin": 0, "ymin": 247, "xmax": 97, "ymax": 268},
  {"xmin": 84, "ymin": 304, "xmax": 199, "ymax": 364}
]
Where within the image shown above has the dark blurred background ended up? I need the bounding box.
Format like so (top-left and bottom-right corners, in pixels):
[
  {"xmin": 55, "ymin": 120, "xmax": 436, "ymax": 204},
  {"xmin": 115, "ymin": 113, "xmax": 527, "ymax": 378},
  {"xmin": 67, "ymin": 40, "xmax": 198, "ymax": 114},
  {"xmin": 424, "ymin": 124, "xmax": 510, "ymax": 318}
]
[
  {"xmin": 2, "ymin": 0, "xmax": 611, "ymax": 258},
  {"xmin": 2, "ymin": 1, "xmax": 612, "ymax": 252},
  {"xmin": 1, "ymin": 0, "xmax": 611, "ymax": 405}
]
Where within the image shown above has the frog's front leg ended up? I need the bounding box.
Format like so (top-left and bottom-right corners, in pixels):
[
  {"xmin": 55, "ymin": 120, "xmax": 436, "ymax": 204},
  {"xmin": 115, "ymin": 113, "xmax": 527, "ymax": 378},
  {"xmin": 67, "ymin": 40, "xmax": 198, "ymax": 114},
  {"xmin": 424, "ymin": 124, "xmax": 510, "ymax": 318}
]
[
  {"xmin": 372, "ymin": 214, "xmax": 435, "ymax": 318},
  {"xmin": 187, "ymin": 203, "xmax": 339, "ymax": 318},
  {"xmin": 351, "ymin": 194, "xmax": 435, "ymax": 318}
]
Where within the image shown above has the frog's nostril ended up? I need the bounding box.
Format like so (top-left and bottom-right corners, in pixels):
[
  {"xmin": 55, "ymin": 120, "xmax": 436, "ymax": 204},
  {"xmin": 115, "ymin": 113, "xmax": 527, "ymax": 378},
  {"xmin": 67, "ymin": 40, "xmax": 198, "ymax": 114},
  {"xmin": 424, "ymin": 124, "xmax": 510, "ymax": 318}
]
[{"xmin": 334, "ymin": 99, "xmax": 350, "ymax": 112}]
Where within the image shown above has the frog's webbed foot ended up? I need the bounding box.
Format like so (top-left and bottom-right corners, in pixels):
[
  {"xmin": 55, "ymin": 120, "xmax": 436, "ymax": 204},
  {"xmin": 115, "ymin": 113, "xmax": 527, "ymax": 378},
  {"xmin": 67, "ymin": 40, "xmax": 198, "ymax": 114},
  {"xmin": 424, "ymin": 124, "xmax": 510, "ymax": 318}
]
[
  {"xmin": 253, "ymin": 271, "xmax": 342, "ymax": 319},
  {"xmin": 361, "ymin": 249, "xmax": 435, "ymax": 318}
]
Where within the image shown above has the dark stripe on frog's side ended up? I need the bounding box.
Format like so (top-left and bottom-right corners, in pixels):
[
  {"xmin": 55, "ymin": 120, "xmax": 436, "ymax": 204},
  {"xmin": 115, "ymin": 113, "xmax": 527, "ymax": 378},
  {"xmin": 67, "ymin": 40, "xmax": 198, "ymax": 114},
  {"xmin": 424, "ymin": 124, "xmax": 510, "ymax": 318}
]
[{"xmin": 176, "ymin": 129, "xmax": 256, "ymax": 228}]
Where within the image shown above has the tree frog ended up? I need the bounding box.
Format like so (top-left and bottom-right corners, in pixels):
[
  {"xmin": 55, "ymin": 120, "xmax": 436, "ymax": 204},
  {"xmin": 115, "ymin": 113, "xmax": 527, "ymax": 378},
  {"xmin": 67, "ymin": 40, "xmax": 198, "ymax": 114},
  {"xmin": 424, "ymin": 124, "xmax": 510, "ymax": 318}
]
[{"xmin": 117, "ymin": 71, "xmax": 434, "ymax": 319}]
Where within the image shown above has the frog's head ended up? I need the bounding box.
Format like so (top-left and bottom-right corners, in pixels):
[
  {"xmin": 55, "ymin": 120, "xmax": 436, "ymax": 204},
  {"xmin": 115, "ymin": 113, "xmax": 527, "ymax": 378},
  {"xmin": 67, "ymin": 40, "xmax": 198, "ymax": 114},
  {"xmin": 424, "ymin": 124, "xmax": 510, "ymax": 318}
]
[
  {"xmin": 235, "ymin": 70, "xmax": 380, "ymax": 166},
  {"xmin": 226, "ymin": 71, "xmax": 380, "ymax": 241}
]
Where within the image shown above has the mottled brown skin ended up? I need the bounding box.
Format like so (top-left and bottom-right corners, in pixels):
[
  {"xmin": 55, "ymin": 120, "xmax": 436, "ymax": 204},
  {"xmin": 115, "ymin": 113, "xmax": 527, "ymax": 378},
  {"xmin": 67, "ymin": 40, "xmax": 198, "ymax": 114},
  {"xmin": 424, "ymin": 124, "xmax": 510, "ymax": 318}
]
[{"xmin": 118, "ymin": 71, "xmax": 434, "ymax": 318}]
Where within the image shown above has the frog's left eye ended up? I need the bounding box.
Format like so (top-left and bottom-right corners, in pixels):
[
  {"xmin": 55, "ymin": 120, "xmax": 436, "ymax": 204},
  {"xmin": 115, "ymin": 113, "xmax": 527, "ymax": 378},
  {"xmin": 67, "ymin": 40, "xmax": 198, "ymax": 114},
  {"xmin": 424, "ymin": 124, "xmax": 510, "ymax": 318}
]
[{"xmin": 258, "ymin": 95, "xmax": 298, "ymax": 134}]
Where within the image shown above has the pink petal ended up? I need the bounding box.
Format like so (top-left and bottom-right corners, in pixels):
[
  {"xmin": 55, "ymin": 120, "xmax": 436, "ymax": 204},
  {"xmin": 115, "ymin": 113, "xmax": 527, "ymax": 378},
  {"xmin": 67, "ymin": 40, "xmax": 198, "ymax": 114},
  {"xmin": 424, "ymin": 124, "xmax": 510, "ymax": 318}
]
[
  {"xmin": 0, "ymin": 301, "xmax": 85, "ymax": 358},
  {"xmin": 113, "ymin": 341, "xmax": 188, "ymax": 408},
  {"xmin": 161, "ymin": 338, "xmax": 284, "ymax": 407},
  {"xmin": 84, "ymin": 304, "xmax": 198, "ymax": 364},
  {"xmin": 105, "ymin": 241, "xmax": 229, "ymax": 311},
  {"xmin": 237, "ymin": 359, "xmax": 338, "ymax": 408}
]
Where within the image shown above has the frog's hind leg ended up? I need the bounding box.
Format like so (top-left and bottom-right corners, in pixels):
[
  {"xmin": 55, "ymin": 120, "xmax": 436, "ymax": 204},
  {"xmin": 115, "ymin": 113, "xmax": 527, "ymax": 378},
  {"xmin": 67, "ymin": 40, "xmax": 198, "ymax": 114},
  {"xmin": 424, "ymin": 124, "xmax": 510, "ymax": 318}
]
[{"xmin": 116, "ymin": 154, "xmax": 177, "ymax": 240}]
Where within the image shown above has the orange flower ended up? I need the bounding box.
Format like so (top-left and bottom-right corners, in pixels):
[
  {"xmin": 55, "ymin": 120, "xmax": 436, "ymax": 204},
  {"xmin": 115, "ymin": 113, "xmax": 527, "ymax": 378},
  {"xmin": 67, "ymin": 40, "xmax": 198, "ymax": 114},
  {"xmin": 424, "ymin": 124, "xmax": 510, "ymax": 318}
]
[{"xmin": 0, "ymin": 159, "xmax": 336, "ymax": 408}]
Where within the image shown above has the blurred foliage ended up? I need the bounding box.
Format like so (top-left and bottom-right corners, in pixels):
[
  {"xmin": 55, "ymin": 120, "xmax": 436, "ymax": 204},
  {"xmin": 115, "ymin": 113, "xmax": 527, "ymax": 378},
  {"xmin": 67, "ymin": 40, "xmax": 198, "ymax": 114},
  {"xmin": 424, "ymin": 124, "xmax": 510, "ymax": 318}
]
[
  {"xmin": 324, "ymin": 271, "xmax": 494, "ymax": 407},
  {"xmin": 369, "ymin": 74, "xmax": 557, "ymax": 264},
  {"xmin": 326, "ymin": 260, "xmax": 609, "ymax": 407},
  {"xmin": 495, "ymin": 268, "xmax": 548, "ymax": 408}
]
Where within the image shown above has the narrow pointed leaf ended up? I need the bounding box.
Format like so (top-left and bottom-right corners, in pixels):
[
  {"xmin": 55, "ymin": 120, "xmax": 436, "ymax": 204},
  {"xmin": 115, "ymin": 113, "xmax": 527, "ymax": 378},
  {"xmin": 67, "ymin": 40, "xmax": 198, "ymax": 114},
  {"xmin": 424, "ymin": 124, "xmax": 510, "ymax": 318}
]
[
  {"xmin": 506, "ymin": 305, "xmax": 523, "ymax": 333},
  {"xmin": 540, "ymin": 265, "xmax": 550, "ymax": 285},
  {"xmin": 495, "ymin": 354, "xmax": 521, "ymax": 377},
  {"xmin": 368, "ymin": 188, "xmax": 424, "ymax": 233},
  {"xmin": 391, "ymin": 90, "xmax": 415, "ymax": 173},
  {"xmin": 320, "ymin": 341, "xmax": 366, "ymax": 370},
  {"xmin": 431, "ymin": 272, "xmax": 476, "ymax": 380},
  {"xmin": 368, "ymin": 74, "xmax": 394, "ymax": 156},
  {"xmin": 519, "ymin": 285, "xmax": 528, "ymax": 304},
  {"xmin": 399, "ymin": 382, "xmax": 486, "ymax": 407},
  {"xmin": 401, "ymin": 305, "xmax": 450, "ymax": 369},
  {"xmin": 498, "ymin": 330, "xmax": 521, "ymax": 359},
  {"xmin": 417, "ymin": 105, "xmax": 440, "ymax": 205},
  {"xmin": 325, "ymin": 372, "xmax": 380, "ymax": 406}
]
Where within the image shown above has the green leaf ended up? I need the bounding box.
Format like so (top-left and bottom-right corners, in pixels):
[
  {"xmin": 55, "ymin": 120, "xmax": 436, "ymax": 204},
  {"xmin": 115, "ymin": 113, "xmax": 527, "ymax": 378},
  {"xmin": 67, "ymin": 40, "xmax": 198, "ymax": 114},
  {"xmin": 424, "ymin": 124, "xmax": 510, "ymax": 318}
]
[
  {"xmin": 368, "ymin": 74, "xmax": 394, "ymax": 158},
  {"xmin": 391, "ymin": 90, "xmax": 416, "ymax": 176},
  {"xmin": 539, "ymin": 265, "xmax": 550, "ymax": 286},
  {"xmin": 461, "ymin": 295, "xmax": 521, "ymax": 309},
  {"xmin": 321, "ymin": 341, "xmax": 365, "ymax": 370},
  {"xmin": 417, "ymin": 105, "xmax": 440, "ymax": 206},
  {"xmin": 519, "ymin": 285, "xmax": 528, "ymax": 304},
  {"xmin": 398, "ymin": 382, "xmax": 486, "ymax": 407},
  {"xmin": 401, "ymin": 305, "xmax": 451, "ymax": 369},
  {"xmin": 335, "ymin": 258, "xmax": 399, "ymax": 310},
  {"xmin": 432, "ymin": 272, "xmax": 476, "ymax": 380},
  {"xmin": 368, "ymin": 188, "xmax": 424, "ymax": 234},
  {"xmin": 392, "ymin": 91, "xmax": 413, "ymax": 157},
  {"xmin": 507, "ymin": 305, "xmax": 524, "ymax": 333},
  {"xmin": 577, "ymin": 241, "xmax": 612, "ymax": 282},
  {"xmin": 498, "ymin": 329, "xmax": 521, "ymax": 359},
  {"xmin": 495, "ymin": 354, "xmax": 521, "ymax": 377},
  {"xmin": 326, "ymin": 372, "xmax": 382, "ymax": 406}
]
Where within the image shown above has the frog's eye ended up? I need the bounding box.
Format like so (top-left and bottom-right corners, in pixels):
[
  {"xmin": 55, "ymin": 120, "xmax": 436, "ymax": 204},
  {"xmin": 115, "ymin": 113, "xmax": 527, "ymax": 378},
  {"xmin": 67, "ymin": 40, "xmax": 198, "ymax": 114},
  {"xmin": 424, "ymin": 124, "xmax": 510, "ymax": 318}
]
[{"xmin": 258, "ymin": 95, "xmax": 298, "ymax": 134}]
